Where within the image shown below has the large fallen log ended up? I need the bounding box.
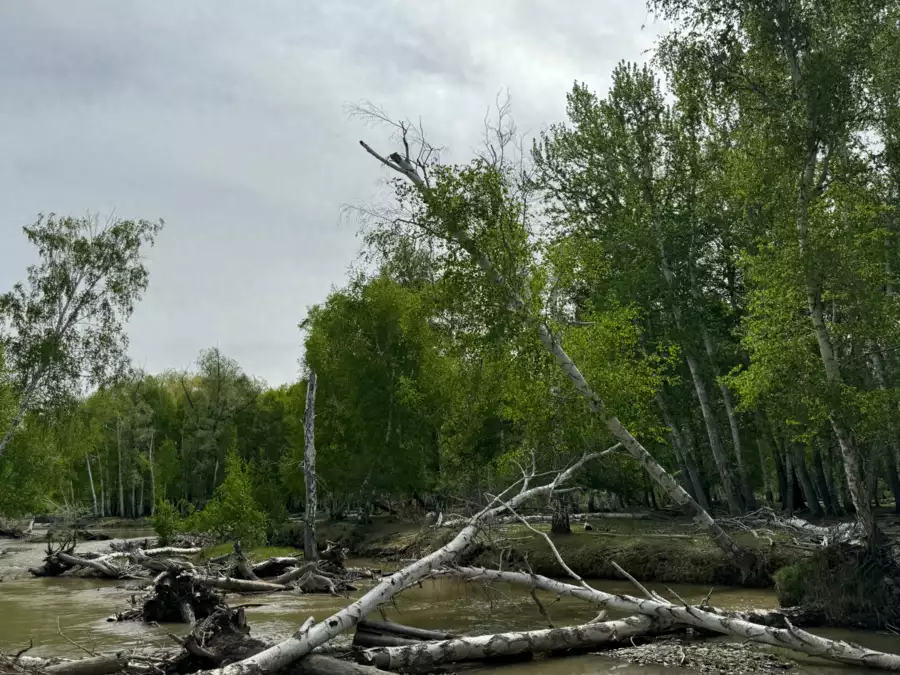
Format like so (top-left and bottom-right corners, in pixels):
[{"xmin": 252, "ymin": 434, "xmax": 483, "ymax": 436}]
[
  {"xmin": 194, "ymin": 575, "xmax": 293, "ymax": 593},
  {"xmin": 0, "ymin": 517, "xmax": 34, "ymax": 539},
  {"xmin": 357, "ymin": 619, "xmax": 456, "ymax": 642},
  {"xmin": 4, "ymin": 654, "xmax": 130, "ymax": 675},
  {"xmin": 166, "ymin": 607, "xmax": 392, "ymax": 675},
  {"xmin": 438, "ymin": 512, "xmax": 652, "ymax": 528},
  {"xmin": 58, "ymin": 552, "xmax": 122, "ymax": 578},
  {"xmin": 445, "ymin": 566, "xmax": 900, "ymax": 670},
  {"xmin": 28, "ymin": 546, "xmax": 200, "ymax": 578},
  {"xmin": 205, "ymin": 448, "xmax": 617, "ymax": 675},
  {"xmin": 359, "ymin": 615, "xmax": 668, "ymax": 672},
  {"xmin": 252, "ymin": 556, "xmax": 301, "ymax": 578}
]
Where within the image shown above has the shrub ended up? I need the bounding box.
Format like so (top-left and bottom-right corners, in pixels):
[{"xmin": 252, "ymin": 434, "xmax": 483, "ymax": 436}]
[
  {"xmin": 773, "ymin": 564, "xmax": 804, "ymax": 607},
  {"xmin": 773, "ymin": 544, "xmax": 900, "ymax": 629},
  {"xmin": 193, "ymin": 451, "xmax": 268, "ymax": 547},
  {"xmin": 151, "ymin": 499, "xmax": 180, "ymax": 546}
]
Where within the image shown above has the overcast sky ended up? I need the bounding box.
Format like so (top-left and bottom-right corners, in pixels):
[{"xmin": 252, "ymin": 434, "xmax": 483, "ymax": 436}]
[{"xmin": 0, "ymin": 1, "xmax": 662, "ymax": 387}]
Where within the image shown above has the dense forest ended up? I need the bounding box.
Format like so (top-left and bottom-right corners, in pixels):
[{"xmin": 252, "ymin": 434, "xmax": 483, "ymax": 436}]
[
  {"xmin": 2, "ymin": 0, "xmax": 900, "ymax": 551},
  {"xmin": 6, "ymin": 2, "xmax": 900, "ymax": 673}
]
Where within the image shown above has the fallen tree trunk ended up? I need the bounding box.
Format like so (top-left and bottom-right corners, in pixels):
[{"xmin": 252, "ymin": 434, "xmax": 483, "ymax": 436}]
[
  {"xmin": 196, "ymin": 575, "xmax": 294, "ymax": 593},
  {"xmin": 4, "ymin": 654, "xmax": 130, "ymax": 675},
  {"xmin": 359, "ymin": 615, "xmax": 666, "ymax": 671},
  {"xmin": 106, "ymin": 546, "xmax": 200, "ymax": 561},
  {"xmin": 252, "ymin": 556, "xmax": 301, "ymax": 578},
  {"xmin": 272, "ymin": 562, "xmax": 318, "ymax": 586},
  {"xmin": 359, "ymin": 136, "xmax": 760, "ymax": 581},
  {"xmin": 357, "ymin": 619, "xmax": 456, "ymax": 642},
  {"xmin": 166, "ymin": 607, "xmax": 393, "ymax": 675},
  {"xmin": 438, "ymin": 512, "xmax": 652, "ymax": 528},
  {"xmin": 58, "ymin": 552, "xmax": 122, "ymax": 578},
  {"xmin": 446, "ymin": 566, "xmax": 900, "ymax": 670},
  {"xmin": 205, "ymin": 447, "xmax": 615, "ymax": 675}
]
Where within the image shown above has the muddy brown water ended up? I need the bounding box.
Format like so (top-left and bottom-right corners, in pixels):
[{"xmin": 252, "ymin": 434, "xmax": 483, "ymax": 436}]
[{"xmin": 2, "ymin": 530, "xmax": 900, "ymax": 675}]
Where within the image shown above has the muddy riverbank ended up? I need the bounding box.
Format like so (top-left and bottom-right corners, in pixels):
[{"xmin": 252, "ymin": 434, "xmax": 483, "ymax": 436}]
[
  {"xmin": 278, "ymin": 515, "xmax": 804, "ymax": 587},
  {"xmin": 3, "ymin": 528, "xmax": 900, "ymax": 675}
]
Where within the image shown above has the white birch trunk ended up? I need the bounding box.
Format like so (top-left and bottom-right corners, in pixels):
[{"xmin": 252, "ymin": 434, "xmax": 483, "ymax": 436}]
[
  {"xmin": 702, "ymin": 330, "xmax": 756, "ymax": 510},
  {"xmin": 655, "ymin": 393, "xmax": 710, "ymax": 510},
  {"xmin": 207, "ymin": 445, "xmax": 611, "ymax": 675},
  {"xmin": 149, "ymin": 430, "xmax": 156, "ymax": 516},
  {"xmin": 796, "ymin": 147, "xmax": 875, "ymax": 540},
  {"xmin": 303, "ymin": 370, "xmax": 319, "ymax": 561},
  {"xmin": 98, "ymin": 452, "xmax": 106, "ymax": 517},
  {"xmin": 117, "ymin": 420, "xmax": 125, "ymax": 518},
  {"xmin": 11, "ymin": 654, "xmax": 130, "ymax": 675},
  {"xmin": 658, "ymin": 233, "xmax": 743, "ymax": 516},
  {"xmin": 360, "ymin": 616, "xmax": 665, "ymax": 670},
  {"xmin": 357, "ymin": 141, "xmax": 757, "ymax": 577},
  {"xmin": 86, "ymin": 455, "xmax": 98, "ymax": 516},
  {"xmin": 685, "ymin": 350, "xmax": 743, "ymax": 515},
  {"xmin": 447, "ymin": 567, "xmax": 900, "ymax": 670}
]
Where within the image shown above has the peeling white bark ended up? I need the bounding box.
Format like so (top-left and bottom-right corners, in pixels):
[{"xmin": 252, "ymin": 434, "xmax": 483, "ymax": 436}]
[
  {"xmin": 356, "ymin": 140, "xmax": 757, "ymax": 576},
  {"xmin": 204, "ymin": 446, "xmax": 612, "ymax": 675},
  {"xmin": 360, "ymin": 615, "xmax": 665, "ymax": 670},
  {"xmin": 437, "ymin": 512, "xmax": 650, "ymax": 528},
  {"xmin": 446, "ymin": 567, "xmax": 900, "ymax": 670}
]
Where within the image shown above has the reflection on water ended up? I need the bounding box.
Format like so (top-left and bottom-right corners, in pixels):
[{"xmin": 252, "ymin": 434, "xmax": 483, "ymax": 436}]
[{"xmin": 2, "ymin": 533, "xmax": 899, "ymax": 675}]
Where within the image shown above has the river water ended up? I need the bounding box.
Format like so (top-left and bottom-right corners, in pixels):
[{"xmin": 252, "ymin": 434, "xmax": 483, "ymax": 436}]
[{"xmin": 2, "ymin": 530, "xmax": 899, "ymax": 674}]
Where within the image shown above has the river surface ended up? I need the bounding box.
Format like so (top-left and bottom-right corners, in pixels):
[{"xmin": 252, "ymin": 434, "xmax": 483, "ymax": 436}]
[{"xmin": 2, "ymin": 530, "xmax": 900, "ymax": 674}]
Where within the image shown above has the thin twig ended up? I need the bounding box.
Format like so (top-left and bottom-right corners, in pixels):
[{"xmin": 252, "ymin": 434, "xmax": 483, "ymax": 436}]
[
  {"xmin": 611, "ymin": 560, "xmax": 654, "ymax": 600},
  {"xmin": 57, "ymin": 617, "xmax": 96, "ymax": 657}
]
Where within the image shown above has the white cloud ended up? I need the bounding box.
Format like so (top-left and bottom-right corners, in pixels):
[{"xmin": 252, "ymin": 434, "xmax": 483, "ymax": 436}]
[{"xmin": 0, "ymin": 0, "xmax": 663, "ymax": 386}]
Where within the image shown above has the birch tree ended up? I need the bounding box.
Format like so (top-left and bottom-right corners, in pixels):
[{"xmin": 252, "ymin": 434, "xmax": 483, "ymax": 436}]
[
  {"xmin": 0, "ymin": 214, "xmax": 163, "ymax": 457},
  {"xmin": 302, "ymin": 368, "xmax": 318, "ymax": 561},
  {"xmin": 356, "ymin": 113, "xmax": 761, "ymax": 577},
  {"xmin": 650, "ymin": 0, "xmax": 900, "ymax": 541}
]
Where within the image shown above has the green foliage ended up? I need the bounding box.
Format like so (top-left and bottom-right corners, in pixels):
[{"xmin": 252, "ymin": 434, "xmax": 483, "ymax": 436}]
[
  {"xmin": 774, "ymin": 546, "xmax": 900, "ymax": 629},
  {"xmin": 151, "ymin": 499, "xmax": 180, "ymax": 546},
  {"xmin": 772, "ymin": 564, "xmax": 805, "ymax": 607},
  {"xmin": 0, "ymin": 214, "xmax": 163, "ymax": 430},
  {"xmin": 191, "ymin": 450, "xmax": 268, "ymax": 547}
]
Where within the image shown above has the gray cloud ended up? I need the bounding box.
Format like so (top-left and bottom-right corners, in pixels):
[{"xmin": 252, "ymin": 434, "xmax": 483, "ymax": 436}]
[{"xmin": 0, "ymin": 1, "xmax": 662, "ymax": 386}]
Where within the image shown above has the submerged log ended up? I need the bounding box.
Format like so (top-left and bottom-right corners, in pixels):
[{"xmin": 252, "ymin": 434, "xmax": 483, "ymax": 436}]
[
  {"xmin": 142, "ymin": 570, "xmax": 225, "ymax": 624},
  {"xmin": 5, "ymin": 654, "xmax": 130, "ymax": 675},
  {"xmin": 164, "ymin": 607, "xmax": 391, "ymax": 675},
  {"xmin": 438, "ymin": 512, "xmax": 653, "ymax": 528},
  {"xmin": 252, "ymin": 556, "xmax": 301, "ymax": 578},
  {"xmin": 359, "ymin": 615, "xmax": 666, "ymax": 671},
  {"xmin": 272, "ymin": 562, "xmax": 318, "ymax": 586},
  {"xmin": 58, "ymin": 552, "xmax": 122, "ymax": 578},
  {"xmin": 357, "ymin": 619, "xmax": 456, "ymax": 642},
  {"xmin": 204, "ymin": 447, "xmax": 616, "ymax": 675},
  {"xmin": 196, "ymin": 575, "xmax": 292, "ymax": 593}
]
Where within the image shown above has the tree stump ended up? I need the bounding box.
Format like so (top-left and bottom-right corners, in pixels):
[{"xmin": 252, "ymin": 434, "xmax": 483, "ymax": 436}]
[{"xmin": 551, "ymin": 498, "xmax": 571, "ymax": 535}]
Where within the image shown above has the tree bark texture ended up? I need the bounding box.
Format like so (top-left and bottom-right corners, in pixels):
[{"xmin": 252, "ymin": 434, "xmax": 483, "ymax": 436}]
[
  {"xmin": 303, "ymin": 369, "xmax": 319, "ymax": 562},
  {"xmin": 360, "ymin": 616, "xmax": 664, "ymax": 671}
]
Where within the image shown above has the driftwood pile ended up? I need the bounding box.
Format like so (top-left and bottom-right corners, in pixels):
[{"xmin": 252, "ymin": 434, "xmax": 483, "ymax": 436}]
[{"xmin": 8, "ymin": 459, "xmax": 900, "ymax": 674}]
